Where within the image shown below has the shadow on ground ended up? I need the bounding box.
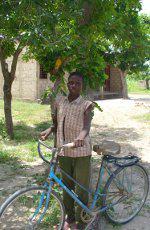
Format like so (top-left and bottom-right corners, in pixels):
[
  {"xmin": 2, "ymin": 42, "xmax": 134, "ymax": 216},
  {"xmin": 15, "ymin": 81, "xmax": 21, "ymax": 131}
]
[
  {"xmin": 130, "ymin": 97, "xmax": 150, "ymax": 104},
  {"xmin": 13, "ymin": 121, "xmax": 52, "ymax": 142},
  {"xmin": 91, "ymin": 124, "xmax": 141, "ymax": 155}
]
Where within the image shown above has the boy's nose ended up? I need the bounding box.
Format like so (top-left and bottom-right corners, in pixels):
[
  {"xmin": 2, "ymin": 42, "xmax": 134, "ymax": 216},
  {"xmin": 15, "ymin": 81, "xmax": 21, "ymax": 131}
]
[{"xmin": 70, "ymin": 83, "xmax": 76, "ymax": 87}]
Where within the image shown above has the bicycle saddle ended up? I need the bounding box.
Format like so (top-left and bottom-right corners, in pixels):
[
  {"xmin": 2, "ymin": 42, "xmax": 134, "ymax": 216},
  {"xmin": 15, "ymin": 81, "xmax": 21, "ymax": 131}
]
[{"xmin": 93, "ymin": 140, "xmax": 121, "ymax": 156}]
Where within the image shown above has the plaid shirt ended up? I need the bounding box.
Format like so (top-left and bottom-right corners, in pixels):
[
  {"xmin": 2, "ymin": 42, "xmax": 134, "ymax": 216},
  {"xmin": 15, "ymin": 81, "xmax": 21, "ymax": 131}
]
[{"xmin": 55, "ymin": 95, "xmax": 93, "ymax": 157}]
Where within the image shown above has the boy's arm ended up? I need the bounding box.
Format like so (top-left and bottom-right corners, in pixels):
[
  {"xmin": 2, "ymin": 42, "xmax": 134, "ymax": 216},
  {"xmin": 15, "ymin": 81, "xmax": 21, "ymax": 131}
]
[
  {"xmin": 74, "ymin": 104, "xmax": 94, "ymax": 147},
  {"xmin": 40, "ymin": 108, "xmax": 57, "ymax": 141}
]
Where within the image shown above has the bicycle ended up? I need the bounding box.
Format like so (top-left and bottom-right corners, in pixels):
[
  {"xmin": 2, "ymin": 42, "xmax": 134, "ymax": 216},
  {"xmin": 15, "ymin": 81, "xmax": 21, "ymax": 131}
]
[{"xmin": 0, "ymin": 139, "xmax": 149, "ymax": 230}]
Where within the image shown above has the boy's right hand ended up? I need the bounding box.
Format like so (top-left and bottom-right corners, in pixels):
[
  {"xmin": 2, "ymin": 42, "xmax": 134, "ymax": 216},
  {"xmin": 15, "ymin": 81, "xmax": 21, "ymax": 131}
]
[{"xmin": 40, "ymin": 128, "xmax": 51, "ymax": 141}]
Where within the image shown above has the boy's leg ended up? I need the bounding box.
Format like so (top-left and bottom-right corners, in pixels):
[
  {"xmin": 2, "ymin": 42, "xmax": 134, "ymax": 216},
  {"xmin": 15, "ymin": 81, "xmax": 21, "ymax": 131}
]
[
  {"xmin": 74, "ymin": 156, "xmax": 91, "ymax": 227},
  {"xmin": 58, "ymin": 156, "xmax": 75, "ymax": 221}
]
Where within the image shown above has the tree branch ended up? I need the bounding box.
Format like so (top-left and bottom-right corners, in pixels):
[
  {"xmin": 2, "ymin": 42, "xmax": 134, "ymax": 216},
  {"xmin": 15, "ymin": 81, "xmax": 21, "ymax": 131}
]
[
  {"xmin": 0, "ymin": 46, "xmax": 9, "ymax": 78},
  {"xmin": 10, "ymin": 47, "xmax": 23, "ymax": 77},
  {"xmin": 79, "ymin": 2, "xmax": 92, "ymax": 26}
]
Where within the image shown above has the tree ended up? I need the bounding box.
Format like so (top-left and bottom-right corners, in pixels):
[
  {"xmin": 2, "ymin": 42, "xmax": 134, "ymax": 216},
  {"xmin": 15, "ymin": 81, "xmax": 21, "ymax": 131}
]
[
  {"xmin": 1, "ymin": 2, "xmax": 26, "ymax": 138},
  {"xmin": 0, "ymin": 0, "xmax": 41, "ymax": 138},
  {"xmin": 0, "ymin": 0, "xmax": 82, "ymax": 138},
  {"xmin": 127, "ymin": 67, "xmax": 150, "ymax": 90},
  {"xmin": 26, "ymin": 0, "xmax": 119, "ymax": 114},
  {"xmin": 1, "ymin": 0, "xmax": 147, "ymax": 138},
  {"xmin": 28, "ymin": 1, "xmax": 117, "ymax": 90},
  {"xmin": 30, "ymin": 0, "xmax": 149, "ymax": 100},
  {"xmin": 126, "ymin": 14, "xmax": 150, "ymax": 89},
  {"xmin": 140, "ymin": 68, "xmax": 150, "ymax": 90},
  {"xmin": 103, "ymin": 4, "xmax": 150, "ymax": 98}
]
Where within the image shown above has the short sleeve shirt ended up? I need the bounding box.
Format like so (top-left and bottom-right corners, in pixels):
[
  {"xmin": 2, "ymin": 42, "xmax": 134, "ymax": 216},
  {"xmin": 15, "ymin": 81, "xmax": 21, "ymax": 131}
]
[{"xmin": 55, "ymin": 95, "xmax": 93, "ymax": 157}]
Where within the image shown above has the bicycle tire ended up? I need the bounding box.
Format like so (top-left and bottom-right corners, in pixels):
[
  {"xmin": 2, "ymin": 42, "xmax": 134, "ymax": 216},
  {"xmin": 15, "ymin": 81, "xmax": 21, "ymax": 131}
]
[
  {"xmin": 103, "ymin": 164, "xmax": 149, "ymax": 224},
  {"xmin": 0, "ymin": 186, "xmax": 65, "ymax": 230}
]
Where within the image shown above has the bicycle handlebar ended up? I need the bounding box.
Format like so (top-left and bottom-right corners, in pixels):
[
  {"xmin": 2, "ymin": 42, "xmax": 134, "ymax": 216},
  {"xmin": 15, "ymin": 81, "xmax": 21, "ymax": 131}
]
[
  {"xmin": 38, "ymin": 140, "xmax": 74, "ymax": 164},
  {"xmin": 62, "ymin": 142, "xmax": 74, "ymax": 148}
]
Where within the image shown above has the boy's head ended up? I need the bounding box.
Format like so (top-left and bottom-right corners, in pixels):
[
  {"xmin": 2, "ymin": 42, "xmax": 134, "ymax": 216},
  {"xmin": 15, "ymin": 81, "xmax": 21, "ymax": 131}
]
[{"xmin": 67, "ymin": 72, "xmax": 83, "ymax": 96}]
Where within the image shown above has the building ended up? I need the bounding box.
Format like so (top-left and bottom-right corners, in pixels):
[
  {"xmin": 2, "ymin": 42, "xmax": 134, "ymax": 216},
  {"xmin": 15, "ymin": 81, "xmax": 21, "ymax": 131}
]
[{"xmin": 0, "ymin": 53, "xmax": 123, "ymax": 101}]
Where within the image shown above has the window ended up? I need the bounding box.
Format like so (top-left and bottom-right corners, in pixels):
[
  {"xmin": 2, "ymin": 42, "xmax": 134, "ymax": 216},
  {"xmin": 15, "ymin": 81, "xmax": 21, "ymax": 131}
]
[{"xmin": 39, "ymin": 65, "xmax": 47, "ymax": 79}]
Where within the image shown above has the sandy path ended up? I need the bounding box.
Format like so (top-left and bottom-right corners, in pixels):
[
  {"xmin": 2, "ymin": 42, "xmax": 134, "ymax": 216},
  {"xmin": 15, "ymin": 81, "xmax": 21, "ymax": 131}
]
[
  {"xmin": 92, "ymin": 94, "xmax": 150, "ymax": 161},
  {"xmin": 90, "ymin": 94, "xmax": 150, "ymax": 230}
]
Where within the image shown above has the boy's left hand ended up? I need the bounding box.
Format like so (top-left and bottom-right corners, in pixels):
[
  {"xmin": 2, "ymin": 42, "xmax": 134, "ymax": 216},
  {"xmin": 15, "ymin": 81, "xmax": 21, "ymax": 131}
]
[{"xmin": 74, "ymin": 138, "xmax": 84, "ymax": 147}]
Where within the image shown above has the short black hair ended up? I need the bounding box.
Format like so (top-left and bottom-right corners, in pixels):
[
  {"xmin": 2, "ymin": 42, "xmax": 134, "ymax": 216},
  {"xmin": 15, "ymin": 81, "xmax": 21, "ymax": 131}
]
[{"xmin": 68, "ymin": 71, "xmax": 83, "ymax": 81}]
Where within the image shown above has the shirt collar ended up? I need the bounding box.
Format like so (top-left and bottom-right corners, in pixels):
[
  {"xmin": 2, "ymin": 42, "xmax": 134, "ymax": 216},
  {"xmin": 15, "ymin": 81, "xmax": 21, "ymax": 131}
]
[{"xmin": 65, "ymin": 95, "xmax": 82, "ymax": 104}]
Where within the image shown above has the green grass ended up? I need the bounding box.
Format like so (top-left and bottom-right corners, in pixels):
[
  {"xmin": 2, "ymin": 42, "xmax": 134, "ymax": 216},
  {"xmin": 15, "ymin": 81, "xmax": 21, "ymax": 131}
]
[
  {"xmin": 133, "ymin": 113, "xmax": 150, "ymax": 125},
  {"xmin": 0, "ymin": 99, "xmax": 52, "ymax": 163},
  {"xmin": 127, "ymin": 79, "xmax": 150, "ymax": 94}
]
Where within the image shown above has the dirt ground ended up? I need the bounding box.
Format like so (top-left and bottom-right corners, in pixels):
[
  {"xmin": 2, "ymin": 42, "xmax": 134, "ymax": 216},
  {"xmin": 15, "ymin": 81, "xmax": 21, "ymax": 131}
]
[{"xmin": 0, "ymin": 93, "xmax": 150, "ymax": 230}]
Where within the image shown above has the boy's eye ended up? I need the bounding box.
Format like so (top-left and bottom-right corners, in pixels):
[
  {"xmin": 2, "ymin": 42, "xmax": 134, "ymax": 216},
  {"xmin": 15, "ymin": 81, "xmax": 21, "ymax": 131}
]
[{"xmin": 68, "ymin": 81, "xmax": 81, "ymax": 86}]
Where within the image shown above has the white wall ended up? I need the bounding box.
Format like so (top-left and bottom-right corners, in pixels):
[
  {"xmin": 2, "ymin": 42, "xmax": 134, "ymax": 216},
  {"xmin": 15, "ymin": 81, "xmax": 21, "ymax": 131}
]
[{"xmin": 0, "ymin": 51, "xmax": 37, "ymax": 100}]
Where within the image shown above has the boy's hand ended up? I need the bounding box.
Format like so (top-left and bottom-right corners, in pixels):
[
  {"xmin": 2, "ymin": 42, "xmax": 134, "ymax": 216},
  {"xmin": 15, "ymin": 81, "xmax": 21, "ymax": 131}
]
[
  {"xmin": 74, "ymin": 138, "xmax": 84, "ymax": 147},
  {"xmin": 40, "ymin": 128, "xmax": 51, "ymax": 141}
]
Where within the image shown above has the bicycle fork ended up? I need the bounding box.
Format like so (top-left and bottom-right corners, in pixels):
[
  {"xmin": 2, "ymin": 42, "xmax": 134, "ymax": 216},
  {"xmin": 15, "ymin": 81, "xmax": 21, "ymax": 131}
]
[{"xmin": 29, "ymin": 181, "xmax": 54, "ymax": 225}]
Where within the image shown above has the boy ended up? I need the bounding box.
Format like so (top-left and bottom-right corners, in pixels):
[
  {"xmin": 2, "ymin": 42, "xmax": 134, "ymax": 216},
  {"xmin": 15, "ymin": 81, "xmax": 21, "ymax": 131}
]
[{"xmin": 40, "ymin": 72, "xmax": 93, "ymax": 230}]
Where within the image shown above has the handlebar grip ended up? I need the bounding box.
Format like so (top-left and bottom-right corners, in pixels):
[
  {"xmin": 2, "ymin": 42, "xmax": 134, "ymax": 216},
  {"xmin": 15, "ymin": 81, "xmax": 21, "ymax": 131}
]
[{"xmin": 63, "ymin": 142, "xmax": 75, "ymax": 148}]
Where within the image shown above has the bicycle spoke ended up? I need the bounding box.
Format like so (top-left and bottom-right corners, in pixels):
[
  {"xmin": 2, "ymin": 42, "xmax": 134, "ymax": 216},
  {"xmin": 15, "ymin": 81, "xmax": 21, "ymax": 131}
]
[
  {"xmin": 0, "ymin": 187, "xmax": 65, "ymax": 230},
  {"xmin": 104, "ymin": 164, "xmax": 149, "ymax": 224}
]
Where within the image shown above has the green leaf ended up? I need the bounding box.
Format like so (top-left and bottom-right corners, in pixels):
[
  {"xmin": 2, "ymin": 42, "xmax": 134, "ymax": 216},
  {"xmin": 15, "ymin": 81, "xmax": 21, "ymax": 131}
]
[{"xmin": 92, "ymin": 102, "xmax": 103, "ymax": 112}]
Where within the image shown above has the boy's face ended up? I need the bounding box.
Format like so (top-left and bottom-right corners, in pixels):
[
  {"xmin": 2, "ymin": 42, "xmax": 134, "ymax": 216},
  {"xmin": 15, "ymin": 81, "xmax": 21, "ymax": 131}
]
[{"xmin": 67, "ymin": 75, "xmax": 83, "ymax": 96}]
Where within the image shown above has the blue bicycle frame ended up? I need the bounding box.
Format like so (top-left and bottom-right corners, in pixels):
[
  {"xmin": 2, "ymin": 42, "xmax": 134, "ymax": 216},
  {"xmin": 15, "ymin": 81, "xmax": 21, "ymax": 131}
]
[
  {"xmin": 48, "ymin": 162, "xmax": 106, "ymax": 214},
  {"xmin": 32, "ymin": 141, "xmax": 134, "ymax": 224}
]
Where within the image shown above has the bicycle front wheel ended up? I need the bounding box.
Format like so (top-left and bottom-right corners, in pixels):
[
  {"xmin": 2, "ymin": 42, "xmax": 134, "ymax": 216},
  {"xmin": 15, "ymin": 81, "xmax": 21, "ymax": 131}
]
[
  {"xmin": 103, "ymin": 164, "xmax": 149, "ymax": 224},
  {"xmin": 0, "ymin": 186, "xmax": 65, "ymax": 230}
]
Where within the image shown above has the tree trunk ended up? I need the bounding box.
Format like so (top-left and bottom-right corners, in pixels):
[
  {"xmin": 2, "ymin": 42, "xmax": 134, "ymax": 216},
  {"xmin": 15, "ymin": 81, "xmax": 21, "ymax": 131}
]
[
  {"xmin": 3, "ymin": 75, "xmax": 14, "ymax": 139},
  {"xmin": 145, "ymin": 79, "xmax": 149, "ymax": 90},
  {"xmin": 0, "ymin": 46, "xmax": 22, "ymax": 139},
  {"xmin": 119, "ymin": 70, "xmax": 129, "ymax": 99}
]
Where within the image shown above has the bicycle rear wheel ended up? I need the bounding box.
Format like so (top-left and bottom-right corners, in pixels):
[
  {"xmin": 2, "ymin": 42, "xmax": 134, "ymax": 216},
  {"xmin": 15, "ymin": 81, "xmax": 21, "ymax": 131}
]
[
  {"xmin": 0, "ymin": 186, "xmax": 65, "ymax": 230},
  {"xmin": 103, "ymin": 164, "xmax": 149, "ymax": 224}
]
